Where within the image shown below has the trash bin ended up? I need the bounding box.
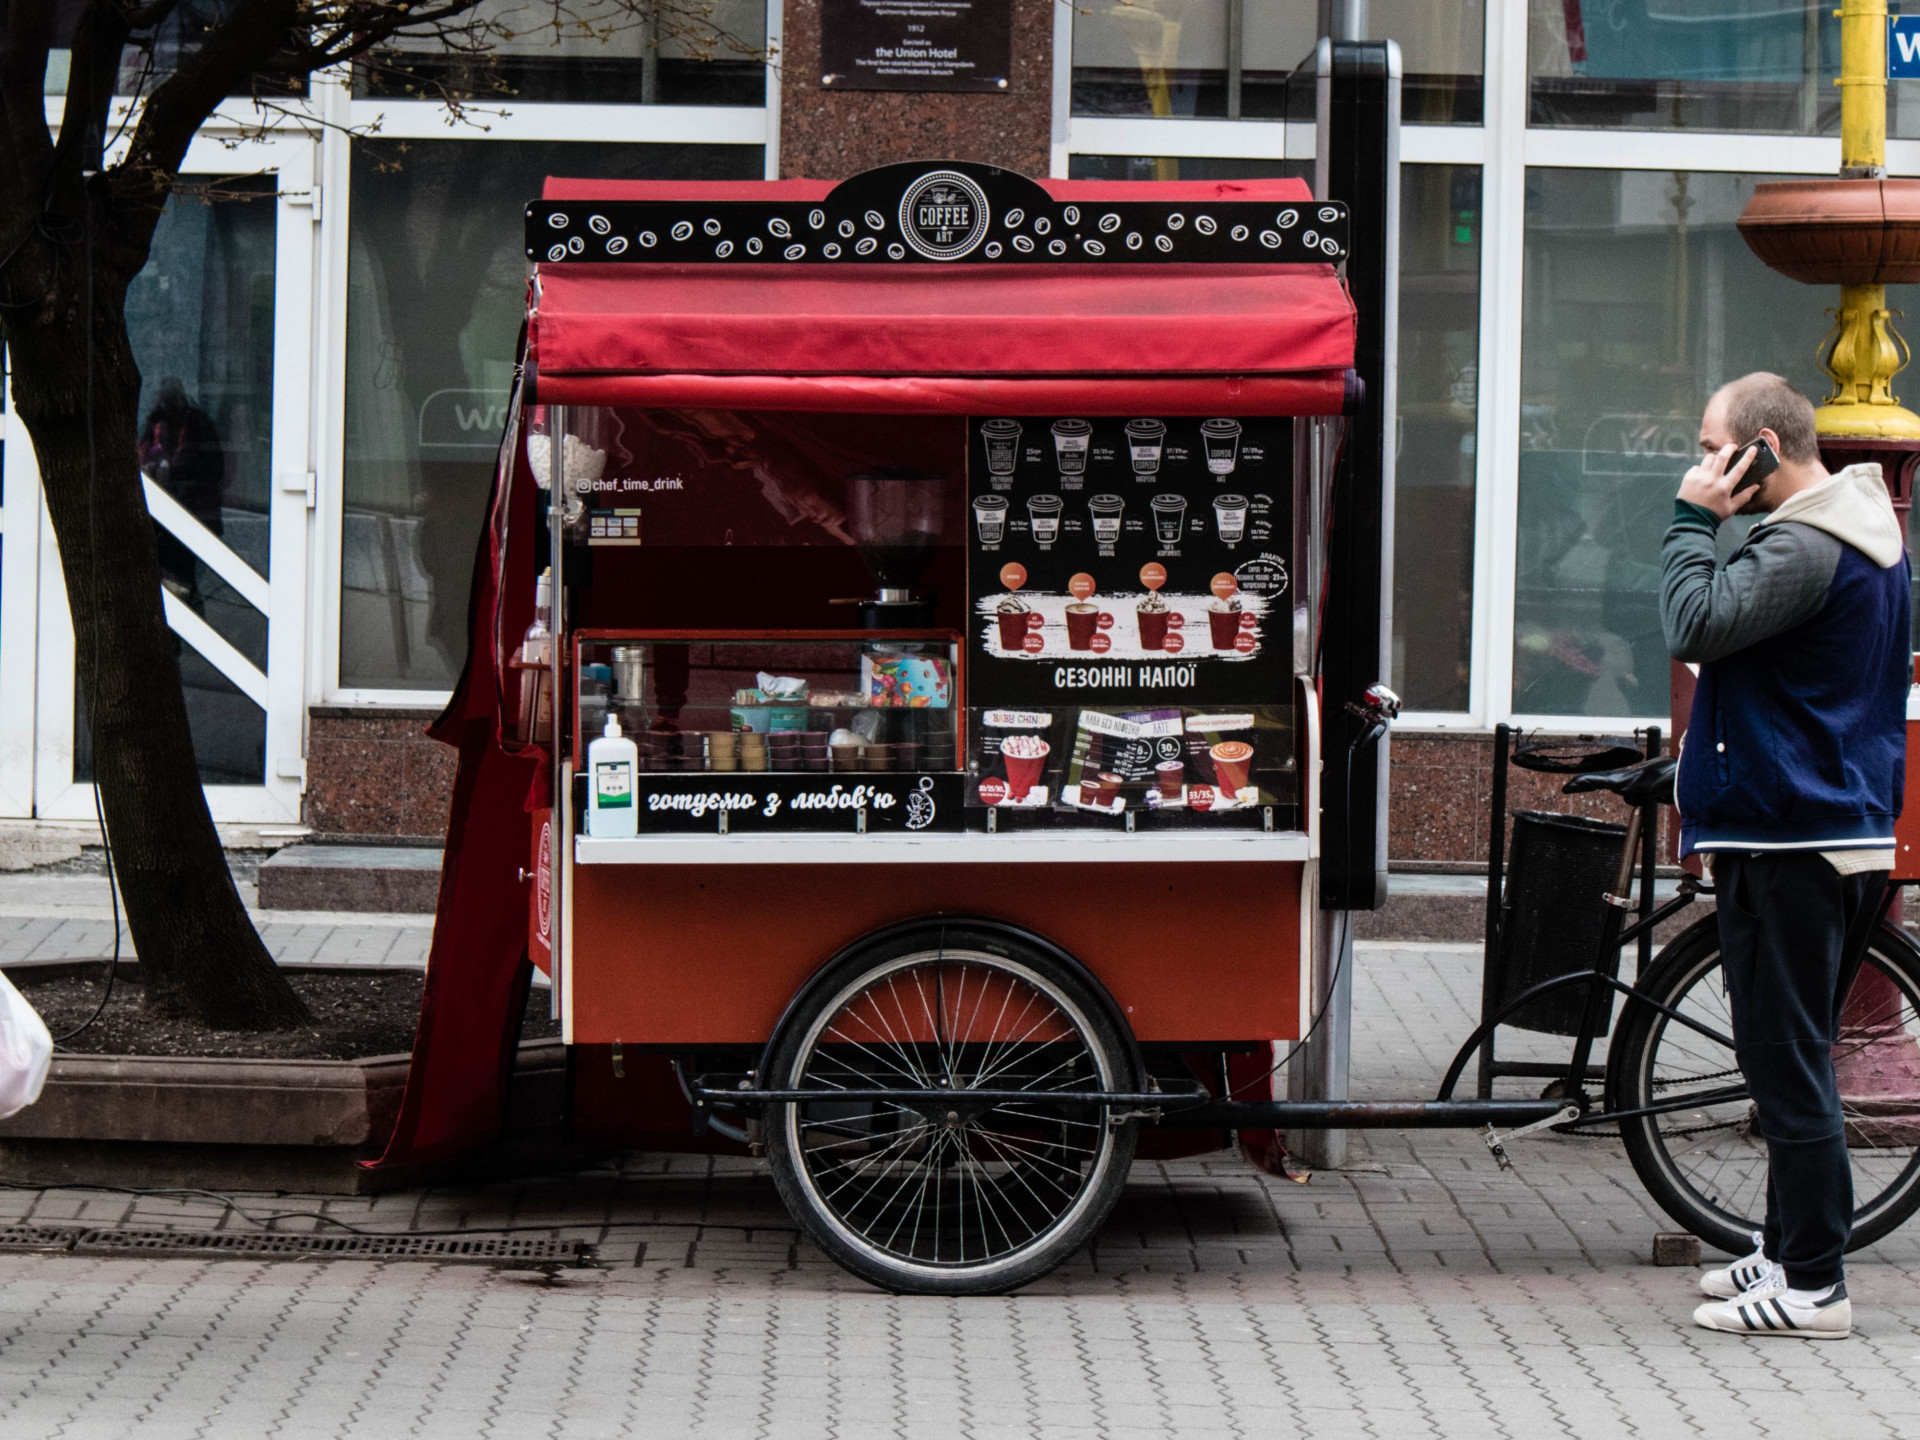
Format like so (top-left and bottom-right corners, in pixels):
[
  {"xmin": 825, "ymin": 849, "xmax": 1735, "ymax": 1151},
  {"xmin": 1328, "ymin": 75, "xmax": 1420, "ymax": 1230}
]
[{"xmin": 1492, "ymin": 810, "xmax": 1628, "ymax": 1036}]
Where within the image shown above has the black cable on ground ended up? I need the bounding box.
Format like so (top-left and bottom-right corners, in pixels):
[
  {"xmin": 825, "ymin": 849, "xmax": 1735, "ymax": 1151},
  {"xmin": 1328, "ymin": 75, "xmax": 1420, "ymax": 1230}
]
[{"xmin": 53, "ymin": 152, "xmax": 124, "ymax": 1048}]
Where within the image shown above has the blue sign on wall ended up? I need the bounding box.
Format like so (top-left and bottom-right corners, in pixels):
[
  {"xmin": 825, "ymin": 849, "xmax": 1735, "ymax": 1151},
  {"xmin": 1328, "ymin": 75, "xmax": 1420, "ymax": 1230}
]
[{"xmin": 1892, "ymin": 15, "xmax": 1920, "ymax": 77}]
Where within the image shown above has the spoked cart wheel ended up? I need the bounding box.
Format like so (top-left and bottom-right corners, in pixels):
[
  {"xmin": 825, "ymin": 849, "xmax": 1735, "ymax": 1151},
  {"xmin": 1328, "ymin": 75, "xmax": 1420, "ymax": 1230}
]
[
  {"xmin": 762, "ymin": 924, "xmax": 1141, "ymax": 1295},
  {"xmin": 1609, "ymin": 915, "xmax": 1920, "ymax": 1255}
]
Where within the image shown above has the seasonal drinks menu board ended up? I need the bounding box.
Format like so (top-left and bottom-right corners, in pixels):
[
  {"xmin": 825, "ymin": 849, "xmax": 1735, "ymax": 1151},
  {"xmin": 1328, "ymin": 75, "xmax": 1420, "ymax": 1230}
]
[{"xmin": 964, "ymin": 415, "xmax": 1295, "ymax": 824}]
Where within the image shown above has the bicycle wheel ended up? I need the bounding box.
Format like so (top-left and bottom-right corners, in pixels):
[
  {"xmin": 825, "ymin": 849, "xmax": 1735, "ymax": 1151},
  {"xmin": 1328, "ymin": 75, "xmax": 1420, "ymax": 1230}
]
[
  {"xmin": 1609, "ymin": 915, "xmax": 1920, "ymax": 1255},
  {"xmin": 764, "ymin": 925, "xmax": 1138, "ymax": 1296}
]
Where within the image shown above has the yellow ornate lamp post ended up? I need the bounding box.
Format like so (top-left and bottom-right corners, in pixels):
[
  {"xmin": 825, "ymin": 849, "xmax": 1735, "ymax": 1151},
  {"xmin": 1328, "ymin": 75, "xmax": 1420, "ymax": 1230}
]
[
  {"xmin": 1740, "ymin": 0, "xmax": 1920, "ymax": 439},
  {"xmin": 1736, "ymin": 1, "xmax": 1920, "ymax": 1144}
]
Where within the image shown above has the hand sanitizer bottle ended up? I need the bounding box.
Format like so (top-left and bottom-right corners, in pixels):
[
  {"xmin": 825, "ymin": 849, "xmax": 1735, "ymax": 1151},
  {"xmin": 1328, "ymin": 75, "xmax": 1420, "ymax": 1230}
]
[{"xmin": 587, "ymin": 712, "xmax": 638, "ymax": 839}]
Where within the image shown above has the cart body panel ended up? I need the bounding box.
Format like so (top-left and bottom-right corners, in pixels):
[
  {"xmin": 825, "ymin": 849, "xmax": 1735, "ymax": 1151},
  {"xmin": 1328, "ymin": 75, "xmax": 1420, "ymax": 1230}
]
[{"xmin": 567, "ymin": 858, "xmax": 1305, "ymax": 1047}]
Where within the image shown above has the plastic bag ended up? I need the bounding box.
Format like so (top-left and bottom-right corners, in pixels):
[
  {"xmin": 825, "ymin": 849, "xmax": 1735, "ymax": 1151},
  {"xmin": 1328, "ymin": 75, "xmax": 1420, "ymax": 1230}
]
[{"xmin": 0, "ymin": 971, "xmax": 53, "ymax": 1118}]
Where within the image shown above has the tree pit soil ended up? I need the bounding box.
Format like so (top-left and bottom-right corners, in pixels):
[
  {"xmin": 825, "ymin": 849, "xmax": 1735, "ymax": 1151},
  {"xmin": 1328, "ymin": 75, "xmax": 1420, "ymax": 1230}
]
[{"xmin": 17, "ymin": 970, "xmax": 561, "ymax": 1061}]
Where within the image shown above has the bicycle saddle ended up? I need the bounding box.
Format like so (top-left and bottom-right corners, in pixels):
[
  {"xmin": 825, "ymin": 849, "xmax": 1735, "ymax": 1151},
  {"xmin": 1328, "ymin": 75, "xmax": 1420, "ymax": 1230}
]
[{"xmin": 1561, "ymin": 755, "xmax": 1676, "ymax": 807}]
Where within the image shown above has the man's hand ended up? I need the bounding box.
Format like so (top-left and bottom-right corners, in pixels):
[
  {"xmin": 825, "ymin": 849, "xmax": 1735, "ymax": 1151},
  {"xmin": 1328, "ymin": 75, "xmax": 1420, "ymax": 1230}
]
[{"xmin": 1678, "ymin": 443, "xmax": 1756, "ymax": 520}]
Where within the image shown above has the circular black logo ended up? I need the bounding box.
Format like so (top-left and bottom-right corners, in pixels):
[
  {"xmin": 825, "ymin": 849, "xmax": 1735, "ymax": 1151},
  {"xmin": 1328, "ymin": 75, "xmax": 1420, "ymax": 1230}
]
[{"xmin": 898, "ymin": 171, "xmax": 991, "ymax": 261}]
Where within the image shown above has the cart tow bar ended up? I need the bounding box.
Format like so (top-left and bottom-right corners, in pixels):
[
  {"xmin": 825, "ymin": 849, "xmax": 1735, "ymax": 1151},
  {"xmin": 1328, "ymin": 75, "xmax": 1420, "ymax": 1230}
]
[{"xmin": 1482, "ymin": 1105, "xmax": 1580, "ymax": 1170}]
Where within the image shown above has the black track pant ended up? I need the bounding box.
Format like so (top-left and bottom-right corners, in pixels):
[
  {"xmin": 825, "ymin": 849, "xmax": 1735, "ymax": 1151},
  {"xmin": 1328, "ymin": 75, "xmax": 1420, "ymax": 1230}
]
[{"xmin": 1713, "ymin": 851, "xmax": 1886, "ymax": 1290}]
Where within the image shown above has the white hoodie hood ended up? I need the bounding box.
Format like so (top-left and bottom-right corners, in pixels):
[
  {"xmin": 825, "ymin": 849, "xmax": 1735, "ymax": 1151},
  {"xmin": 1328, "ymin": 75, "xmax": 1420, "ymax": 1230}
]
[{"xmin": 1760, "ymin": 462, "xmax": 1907, "ymax": 569}]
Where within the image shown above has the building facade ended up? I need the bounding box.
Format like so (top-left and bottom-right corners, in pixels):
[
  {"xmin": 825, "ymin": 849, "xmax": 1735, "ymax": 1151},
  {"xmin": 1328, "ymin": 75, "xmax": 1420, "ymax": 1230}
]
[{"xmin": 4, "ymin": 0, "xmax": 1917, "ymax": 862}]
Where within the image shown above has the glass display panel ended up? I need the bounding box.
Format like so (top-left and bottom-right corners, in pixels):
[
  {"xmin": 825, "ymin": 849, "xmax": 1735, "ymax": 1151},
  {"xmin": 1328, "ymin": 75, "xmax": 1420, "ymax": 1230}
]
[
  {"xmin": 1528, "ymin": 0, "xmax": 1920, "ymax": 136},
  {"xmin": 573, "ymin": 636, "xmax": 962, "ymax": 834},
  {"xmin": 1514, "ymin": 168, "xmax": 1917, "ymax": 719}
]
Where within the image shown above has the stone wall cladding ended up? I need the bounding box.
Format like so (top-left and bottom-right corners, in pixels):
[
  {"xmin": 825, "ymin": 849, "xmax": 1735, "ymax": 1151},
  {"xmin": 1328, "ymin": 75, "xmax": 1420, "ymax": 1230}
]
[
  {"xmin": 778, "ymin": 0, "xmax": 1053, "ymax": 180},
  {"xmin": 305, "ymin": 707, "xmax": 454, "ymax": 839},
  {"xmin": 1390, "ymin": 729, "xmax": 1667, "ymax": 865}
]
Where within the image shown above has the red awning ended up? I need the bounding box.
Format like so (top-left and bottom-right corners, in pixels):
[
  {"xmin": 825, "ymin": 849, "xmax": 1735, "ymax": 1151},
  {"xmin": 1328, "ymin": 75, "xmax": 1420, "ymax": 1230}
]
[{"xmin": 529, "ymin": 177, "xmax": 1356, "ymax": 415}]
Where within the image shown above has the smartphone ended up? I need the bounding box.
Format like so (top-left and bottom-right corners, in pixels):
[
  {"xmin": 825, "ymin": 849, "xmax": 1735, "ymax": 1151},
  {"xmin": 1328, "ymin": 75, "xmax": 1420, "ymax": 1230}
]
[{"xmin": 1729, "ymin": 436, "xmax": 1779, "ymax": 494}]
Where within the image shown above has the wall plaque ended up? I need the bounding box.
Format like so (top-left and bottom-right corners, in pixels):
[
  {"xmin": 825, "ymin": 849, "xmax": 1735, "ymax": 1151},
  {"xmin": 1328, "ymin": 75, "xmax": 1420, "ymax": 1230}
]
[{"xmin": 819, "ymin": 0, "xmax": 1012, "ymax": 93}]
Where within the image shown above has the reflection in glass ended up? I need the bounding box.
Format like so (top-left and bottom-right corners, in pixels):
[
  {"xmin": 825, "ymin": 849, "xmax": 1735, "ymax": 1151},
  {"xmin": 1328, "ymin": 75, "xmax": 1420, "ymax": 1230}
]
[
  {"xmin": 1066, "ymin": 154, "xmax": 1306, "ymax": 183},
  {"xmin": 1071, "ymin": 0, "xmax": 1482, "ymax": 123},
  {"xmin": 106, "ymin": 175, "xmax": 277, "ymax": 785},
  {"xmin": 1514, "ymin": 168, "xmax": 1917, "ymax": 719},
  {"xmin": 354, "ymin": 0, "xmax": 766, "ymax": 105},
  {"xmin": 1529, "ymin": 0, "xmax": 1920, "ymax": 136},
  {"xmin": 1394, "ymin": 165, "xmax": 1481, "ymax": 713},
  {"xmin": 340, "ymin": 139, "xmax": 762, "ymax": 692}
]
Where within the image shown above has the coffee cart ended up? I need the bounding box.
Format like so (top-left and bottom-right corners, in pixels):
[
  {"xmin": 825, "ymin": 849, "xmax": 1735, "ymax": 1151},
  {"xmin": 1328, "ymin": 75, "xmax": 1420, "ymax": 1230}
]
[{"xmin": 491, "ymin": 155, "xmax": 1385, "ymax": 1293}]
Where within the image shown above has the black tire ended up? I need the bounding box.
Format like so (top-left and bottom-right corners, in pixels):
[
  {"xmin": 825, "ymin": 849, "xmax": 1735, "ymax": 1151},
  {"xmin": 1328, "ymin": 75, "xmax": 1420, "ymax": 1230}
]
[
  {"xmin": 763, "ymin": 924, "xmax": 1139, "ymax": 1295},
  {"xmin": 1609, "ymin": 915, "xmax": 1920, "ymax": 1255}
]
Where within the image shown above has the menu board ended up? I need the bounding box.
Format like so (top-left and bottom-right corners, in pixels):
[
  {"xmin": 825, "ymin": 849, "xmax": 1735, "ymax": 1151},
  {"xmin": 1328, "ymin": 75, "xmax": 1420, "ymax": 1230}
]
[{"xmin": 965, "ymin": 415, "xmax": 1293, "ymax": 708}]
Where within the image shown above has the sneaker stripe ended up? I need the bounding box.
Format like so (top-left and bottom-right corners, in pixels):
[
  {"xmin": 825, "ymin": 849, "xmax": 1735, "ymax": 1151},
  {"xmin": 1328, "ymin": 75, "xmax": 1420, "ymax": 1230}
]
[{"xmin": 1769, "ymin": 1298, "xmax": 1795, "ymax": 1330}]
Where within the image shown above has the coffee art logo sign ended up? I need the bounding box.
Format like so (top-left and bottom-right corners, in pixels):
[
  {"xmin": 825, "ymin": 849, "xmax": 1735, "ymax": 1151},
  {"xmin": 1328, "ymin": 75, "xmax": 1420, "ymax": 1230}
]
[
  {"xmin": 899, "ymin": 170, "xmax": 990, "ymax": 261},
  {"xmin": 526, "ymin": 160, "xmax": 1349, "ymax": 267}
]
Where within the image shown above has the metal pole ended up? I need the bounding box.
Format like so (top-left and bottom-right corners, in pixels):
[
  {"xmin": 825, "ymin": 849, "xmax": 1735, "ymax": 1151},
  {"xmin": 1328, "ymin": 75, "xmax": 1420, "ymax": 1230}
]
[
  {"xmin": 549, "ymin": 405, "xmax": 568, "ymax": 1025},
  {"xmin": 1289, "ymin": 906, "xmax": 1354, "ymax": 1168},
  {"xmin": 1478, "ymin": 722, "xmax": 1510, "ymax": 1098}
]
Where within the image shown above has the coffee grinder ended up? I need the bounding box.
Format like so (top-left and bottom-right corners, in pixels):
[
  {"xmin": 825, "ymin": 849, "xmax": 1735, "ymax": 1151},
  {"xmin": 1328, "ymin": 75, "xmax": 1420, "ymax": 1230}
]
[{"xmin": 846, "ymin": 467, "xmax": 944, "ymax": 628}]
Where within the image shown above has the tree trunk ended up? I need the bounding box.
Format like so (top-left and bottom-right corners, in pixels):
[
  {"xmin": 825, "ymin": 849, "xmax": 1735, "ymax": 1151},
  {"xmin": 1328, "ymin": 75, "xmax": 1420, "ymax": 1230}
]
[{"xmin": 6, "ymin": 264, "xmax": 310, "ymax": 1030}]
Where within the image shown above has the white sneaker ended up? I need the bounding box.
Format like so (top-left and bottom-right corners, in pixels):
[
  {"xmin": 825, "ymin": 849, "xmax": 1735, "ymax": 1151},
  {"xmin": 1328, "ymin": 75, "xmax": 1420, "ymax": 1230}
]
[
  {"xmin": 1699, "ymin": 1233, "xmax": 1782, "ymax": 1299},
  {"xmin": 1693, "ymin": 1280, "xmax": 1851, "ymax": 1339}
]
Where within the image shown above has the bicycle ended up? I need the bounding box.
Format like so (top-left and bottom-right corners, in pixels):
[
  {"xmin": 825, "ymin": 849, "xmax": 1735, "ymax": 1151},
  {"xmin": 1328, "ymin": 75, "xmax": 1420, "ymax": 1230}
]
[{"xmin": 1436, "ymin": 753, "xmax": 1920, "ymax": 1256}]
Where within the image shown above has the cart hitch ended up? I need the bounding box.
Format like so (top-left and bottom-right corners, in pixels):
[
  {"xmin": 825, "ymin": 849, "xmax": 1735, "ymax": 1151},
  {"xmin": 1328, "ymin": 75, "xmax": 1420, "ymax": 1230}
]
[{"xmin": 1482, "ymin": 1105, "xmax": 1580, "ymax": 1170}]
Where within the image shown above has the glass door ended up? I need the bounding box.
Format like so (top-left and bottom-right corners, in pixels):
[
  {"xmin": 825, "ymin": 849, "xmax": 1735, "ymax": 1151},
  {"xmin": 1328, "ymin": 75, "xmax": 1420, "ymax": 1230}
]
[{"xmin": 14, "ymin": 133, "xmax": 317, "ymax": 825}]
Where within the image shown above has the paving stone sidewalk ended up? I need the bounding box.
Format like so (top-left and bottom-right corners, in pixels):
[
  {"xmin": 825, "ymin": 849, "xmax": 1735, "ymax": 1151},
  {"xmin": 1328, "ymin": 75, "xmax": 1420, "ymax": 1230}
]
[{"xmin": 2, "ymin": 925, "xmax": 1916, "ymax": 1437}]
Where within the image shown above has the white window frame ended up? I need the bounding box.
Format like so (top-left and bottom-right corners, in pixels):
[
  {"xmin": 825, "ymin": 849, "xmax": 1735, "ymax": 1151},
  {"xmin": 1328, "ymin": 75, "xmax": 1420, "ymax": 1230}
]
[
  {"xmin": 10, "ymin": 127, "xmax": 320, "ymax": 824},
  {"xmin": 1056, "ymin": 0, "xmax": 1920, "ymax": 738}
]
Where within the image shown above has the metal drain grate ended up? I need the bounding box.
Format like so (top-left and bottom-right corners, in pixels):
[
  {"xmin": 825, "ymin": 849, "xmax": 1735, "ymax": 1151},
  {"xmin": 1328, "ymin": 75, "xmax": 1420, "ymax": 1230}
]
[
  {"xmin": 71, "ymin": 1229, "xmax": 592, "ymax": 1265},
  {"xmin": 0, "ymin": 1225, "xmax": 86, "ymax": 1252},
  {"xmin": 0, "ymin": 1224, "xmax": 590, "ymax": 1267}
]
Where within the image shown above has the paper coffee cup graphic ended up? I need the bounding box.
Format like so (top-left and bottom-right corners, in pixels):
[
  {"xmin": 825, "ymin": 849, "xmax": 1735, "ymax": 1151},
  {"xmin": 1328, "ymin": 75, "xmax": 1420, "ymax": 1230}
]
[
  {"xmin": 1201, "ymin": 418, "xmax": 1242, "ymax": 475},
  {"xmin": 1088, "ymin": 494, "xmax": 1124, "ymax": 544},
  {"xmin": 1211, "ymin": 740, "xmax": 1254, "ymax": 797},
  {"xmin": 1065, "ymin": 603, "xmax": 1099, "ymax": 650},
  {"xmin": 982, "ymin": 418, "xmax": 1022, "ymax": 476},
  {"xmin": 1213, "ymin": 493, "xmax": 1249, "ymax": 544},
  {"xmin": 1208, "ymin": 604, "xmax": 1243, "ymax": 649},
  {"xmin": 973, "ymin": 494, "xmax": 1009, "ymax": 545},
  {"xmin": 1150, "ymin": 493, "xmax": 1187, "ymax": 546},
  {"xmin": 1027, "ymin": 493, "xmax": 1063, "ymax": 546},
  {"xmin": 1001, "ymin": 735, "xmax": 1049, "ymax": 800},
  {"xmin": 1052, "ymin": 419, "xmax": 1092, "ymax": 476},
  {"xmin": 1125, "ymin": 418, "xmax": 1166, "ymax": 475}
]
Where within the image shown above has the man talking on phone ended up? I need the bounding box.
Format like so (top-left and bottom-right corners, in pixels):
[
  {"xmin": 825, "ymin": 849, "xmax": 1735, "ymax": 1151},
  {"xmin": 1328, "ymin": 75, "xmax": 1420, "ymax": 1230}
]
[{"xmin": 1664, "ymin": 371, "xmax": 1910, "ymax": 1339}]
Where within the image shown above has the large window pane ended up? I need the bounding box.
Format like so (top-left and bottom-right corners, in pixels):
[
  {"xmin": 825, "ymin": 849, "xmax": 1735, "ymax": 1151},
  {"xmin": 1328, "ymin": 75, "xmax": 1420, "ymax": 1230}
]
[
  {"xmin": 354, "ymin": 0, "xmax": 767, "ymax": 105},
  {"xmin": 1072, "ymin": 0, "xmax": 1233, "ymax": 118},
  {"xmin": 1529, "ymin": 0, "xmax": 1920, "ymax": 136},
  {"xmin": 341, "ymin": 139, "xmax": 762, "ymax": 693},
  {"xmin": 101, "ymin": 176, "xmax": 278, "ymax": 784},
  {"xmin": 1073, "ymin": 1, "xmax": 1482, "ymax": 124},
  {"xmin": 1394, "ymin": 164, "xmax": 1481, "ymax": 712},
  {"xmin": 1514, "ymin": 168, "xmax": 1918, "ymax": 719}
]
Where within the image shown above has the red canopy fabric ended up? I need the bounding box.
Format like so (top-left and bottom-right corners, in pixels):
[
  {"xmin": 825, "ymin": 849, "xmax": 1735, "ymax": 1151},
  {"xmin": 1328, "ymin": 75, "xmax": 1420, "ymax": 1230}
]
[
  {"xmin": 531, "ymin": 264, "xmax": 1354, "ymax": 400},
  {"xmin": 531, "ymin": 174, "xmax": 1353, "ymax": 411}
]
